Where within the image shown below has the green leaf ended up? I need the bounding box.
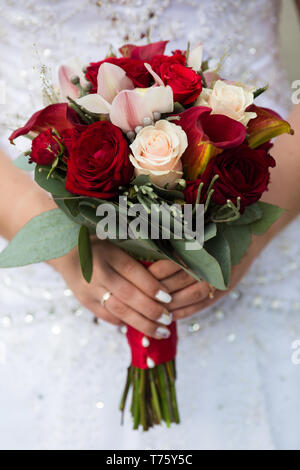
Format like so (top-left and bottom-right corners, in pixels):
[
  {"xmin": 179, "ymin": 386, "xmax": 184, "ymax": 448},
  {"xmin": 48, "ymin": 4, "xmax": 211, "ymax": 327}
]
[
  {"xmin": 253, "ymin": 84, "xmax": 268, "ymax": 99},
  {"xmin": 0, "ymin": 209, "xmax": 80, "ymax": 267},
  {"xmin": 34, "ymin": 164, "xmax": 71, "ymax": 197},
  {"xmin": 170, "ymin": 238, "xmax": 227, "ymax": 290},
  {"xmin": 222, "ymin": 224, "xmax": 251, "ymax": 266},
  {"xmin": 228, "ymin": 203, "xmax": 262, "ymax": 226},
  {"xmin": 113, "ymin": 238, "xmax": 166, "ymax": 261},
  {"xmin": 13, "ymin": 153, "xmax": 36, "ymax": 172},
  {"xmin": 205, "ymin": 228, "xmax": 231, "ymax": 287},
  {"xmin": 78, "ymin": 225, "xmax": 93, "ymax": 283},
  {"xmin": 204, "ymin": 222, "xmax": 217, "ymax": 241},
  {"xmin": 250, "ymin": 201, "xmax": 284, "ymax": 235}
]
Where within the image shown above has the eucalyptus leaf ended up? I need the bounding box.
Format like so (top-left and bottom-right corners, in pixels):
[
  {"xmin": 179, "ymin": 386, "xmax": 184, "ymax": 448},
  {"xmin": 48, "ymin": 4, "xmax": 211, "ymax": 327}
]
[
  {"xmin": 205, "ymin": 228, "xmax": 231, "ymax": 287},
  {"xmin": 170, "ymin": 238, "xmax": 227, "ymax": 290},
  {"xmin": 13, "ymin": 153, "xmax": 35, "ymax": 172},
  {"xmin": 0, "ymin": 209, "xmax": 80, "ymax": 267},
  {"xmin": 204, "ymin": 222, "xmax": 217, "ymax": 241},
  {"xmin": 228, "ymin": 203, "xmax": 262, "ymax": 226},
  {"xmin": 34, "ymin": 164, "xmax": 71, "ymax": 197},
  {"xmin": 78, "ymin": 225, "xmax": 93, "ymax": 283},
  {"xmin": 222, "ymin": 224, "xmax": 251, "ymax": 265},
  {"xmin": 112, "ymin": 238, "xmax": 166, "ymax": 261},
  {"xmin": 250, "ymin": 201, "xmax": 284, "ymax": 235}
]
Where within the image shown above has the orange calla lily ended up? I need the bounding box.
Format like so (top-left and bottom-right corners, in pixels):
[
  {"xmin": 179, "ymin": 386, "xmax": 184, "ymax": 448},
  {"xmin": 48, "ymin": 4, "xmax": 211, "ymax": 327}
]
[{"xmin": 247, "ymin": 104, "xmax": 293, "ymax": 149}]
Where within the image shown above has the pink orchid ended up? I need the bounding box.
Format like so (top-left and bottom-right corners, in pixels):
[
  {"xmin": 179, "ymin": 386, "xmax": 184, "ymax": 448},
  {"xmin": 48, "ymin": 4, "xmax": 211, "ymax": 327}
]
[{"xmin": 75, "ymin": 62, "xmax": 174, "ymax": 132}]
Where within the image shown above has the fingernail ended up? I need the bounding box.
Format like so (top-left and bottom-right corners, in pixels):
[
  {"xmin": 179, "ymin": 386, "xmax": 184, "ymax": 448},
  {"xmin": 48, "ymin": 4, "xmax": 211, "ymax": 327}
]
[
  {"xmin": 154, "ymin": 326, "xmax": 171, "ymax": 339},
  {"xmin": 155, "ymin": 289, "xmax": 172, "ymax": 303},
  {"xmin": 157, "ymin": 311, "xmax": 173, "ymax": 326}
]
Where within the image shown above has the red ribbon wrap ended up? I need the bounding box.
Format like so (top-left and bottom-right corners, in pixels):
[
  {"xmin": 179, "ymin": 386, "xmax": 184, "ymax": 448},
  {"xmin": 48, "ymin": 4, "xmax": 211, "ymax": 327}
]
[
  {"xmin": 125, "ymin": 260, "xmax": 178, "ymax": 369},
  {"xmin": 126, "ymin": 322, "xmax": 178, "ymax": 369}
]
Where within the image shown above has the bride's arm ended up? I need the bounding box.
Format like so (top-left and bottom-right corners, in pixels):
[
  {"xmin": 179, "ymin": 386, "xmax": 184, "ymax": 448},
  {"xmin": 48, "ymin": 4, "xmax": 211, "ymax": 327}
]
[{"xmin": 0, "ymin": 151, "xmax": 176, "ymax": 339}]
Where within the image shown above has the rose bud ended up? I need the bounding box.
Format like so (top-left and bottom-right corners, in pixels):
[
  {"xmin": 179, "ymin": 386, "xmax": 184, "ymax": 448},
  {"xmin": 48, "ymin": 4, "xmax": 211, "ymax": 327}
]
[{"xmin": 30, "ymin": 129, "xmax": 62, "ymax": 166}]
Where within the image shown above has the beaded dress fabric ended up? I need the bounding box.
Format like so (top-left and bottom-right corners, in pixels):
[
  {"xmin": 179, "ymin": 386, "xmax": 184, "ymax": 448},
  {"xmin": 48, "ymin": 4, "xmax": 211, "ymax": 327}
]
[{"xmin": 0, "ymin": 0, "xmax": 300, "ymax": 450}]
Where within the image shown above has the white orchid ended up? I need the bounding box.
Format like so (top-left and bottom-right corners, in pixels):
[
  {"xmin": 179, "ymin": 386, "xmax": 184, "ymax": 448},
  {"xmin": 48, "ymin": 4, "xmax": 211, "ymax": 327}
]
[{"xmin": 73, "ymin": 62, "xmax": 174, "ymax": 132}]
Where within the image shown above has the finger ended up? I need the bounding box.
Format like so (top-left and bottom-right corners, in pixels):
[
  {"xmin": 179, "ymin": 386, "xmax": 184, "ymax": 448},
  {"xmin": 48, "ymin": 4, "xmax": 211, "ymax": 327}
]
[
  {"xmin": 87, "ymin": 300, "xmax": 123, "ymax": 325},
  {"xmin": 101, "ymin": 268, "xmax": 172, "ymax": 325},
  {"xmin": 148, "ymin": 260, "xmax": 181, "ymax": 280},
  {"xmin": 162, "ymin": 269, "xmax": 196, "ymax": 293},
  {"xmin": 110, "ymin": 251, "xmax": 173, "ymax": 304},
  {"xmin": 103, "ymin": 291, "xmax": 171, "ymax": 339},
  {"xmin": 172, "ymin": 290, "xmax": 225, "ymax": 319},
  {"xmin": 168, "ymin": 281, "xmax": 211, "ymax": 311}
]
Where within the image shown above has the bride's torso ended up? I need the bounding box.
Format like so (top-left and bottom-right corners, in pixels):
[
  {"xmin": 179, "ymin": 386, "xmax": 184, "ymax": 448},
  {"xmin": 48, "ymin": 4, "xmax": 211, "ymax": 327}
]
[{"xmin": 1, "ymin": 0, "xmax": 300, "ymax": 450}]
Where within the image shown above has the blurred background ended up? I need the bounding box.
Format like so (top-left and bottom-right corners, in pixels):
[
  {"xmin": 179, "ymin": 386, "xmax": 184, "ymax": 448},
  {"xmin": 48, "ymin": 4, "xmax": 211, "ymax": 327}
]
[{"xmin": 280, "ymin": 0, "xmax": 300, "ymax": 82}]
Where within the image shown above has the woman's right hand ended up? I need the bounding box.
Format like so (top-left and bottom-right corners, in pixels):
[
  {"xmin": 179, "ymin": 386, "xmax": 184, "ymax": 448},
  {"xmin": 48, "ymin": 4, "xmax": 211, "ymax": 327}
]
[{"xmin": 49, "ymin": 239, "xmax": 174, "ymax": 339}]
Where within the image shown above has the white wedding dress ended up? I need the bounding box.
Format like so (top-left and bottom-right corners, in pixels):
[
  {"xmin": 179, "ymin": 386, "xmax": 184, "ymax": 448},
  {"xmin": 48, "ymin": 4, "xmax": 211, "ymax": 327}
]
[{"xmin": 0, "ymin": 0, "xmax": 300, "ymax": 450}]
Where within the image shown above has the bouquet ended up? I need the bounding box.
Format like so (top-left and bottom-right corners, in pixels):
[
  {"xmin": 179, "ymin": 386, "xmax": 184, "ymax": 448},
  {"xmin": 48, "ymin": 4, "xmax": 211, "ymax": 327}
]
[{"xmin": 1, "ymin": 40, "xmax": 293, "ymax": 431}]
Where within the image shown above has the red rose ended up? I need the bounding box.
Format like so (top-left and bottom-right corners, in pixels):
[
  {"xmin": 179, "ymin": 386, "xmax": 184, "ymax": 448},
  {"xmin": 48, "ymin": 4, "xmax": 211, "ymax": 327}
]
[
  {"xmin": 202, "ymin": 143, "xmax": 276, "ymax": 211},
  {"xmin": 30, "ymin": 129, "xmax": 61, "ymax": 165},
  {"xmin": 157, "ymin": 62, "xmax": 202, "ymax": 105},
  {"xmin": 151, "ymin": 53, "xmax": 186, "ymax": 75},
  {"xmin": 65, "ymin": 121, "xmax": 133, "ymax": 199},
  {"xmin": 86, "ymin": 57, "xmax": 152, "ymax": 94}
]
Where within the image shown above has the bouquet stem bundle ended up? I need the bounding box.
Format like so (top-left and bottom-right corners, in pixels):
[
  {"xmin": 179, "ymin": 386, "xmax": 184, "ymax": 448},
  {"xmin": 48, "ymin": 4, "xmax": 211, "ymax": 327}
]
[{"xmin": 120, "ymin": 360, "xmax": 180, "ymax": 431}]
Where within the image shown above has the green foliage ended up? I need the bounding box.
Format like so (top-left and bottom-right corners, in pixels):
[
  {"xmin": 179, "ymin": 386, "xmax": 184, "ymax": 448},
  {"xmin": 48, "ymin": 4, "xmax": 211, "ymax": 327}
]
[
  {"xmin": 250, "ymin": 201, "xmax": 284, "ymax": 235},
  {"xmin": 222, "ymin": 224, "xmax": 251, "ymax": 266},
  {"xmin": 0, "ymin": 209, "xmax": 80, "ymax": 267},
  {"xmin": 78, "ymin": 225, "xmax": 93, "ymax": 283}
]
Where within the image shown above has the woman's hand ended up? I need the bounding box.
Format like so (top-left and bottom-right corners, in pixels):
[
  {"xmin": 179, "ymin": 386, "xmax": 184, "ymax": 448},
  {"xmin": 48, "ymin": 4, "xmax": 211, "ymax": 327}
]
[
  {"xmin": 149, "ymin": 233, "xmax": 266, "ymax": 320},
  {"xmin": 49, "ymin": 239, "xmax": 174, "ymax": 339}
]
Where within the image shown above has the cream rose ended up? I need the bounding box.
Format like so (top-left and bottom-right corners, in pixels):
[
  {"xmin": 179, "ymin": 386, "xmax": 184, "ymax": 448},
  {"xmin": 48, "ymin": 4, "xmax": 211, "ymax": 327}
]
[
  {"xmin": 195, "ymin": 80, "xmax": 257, "ymax": 126},
  {"xmin": 129, "ymin": 120, "xmax": 188, "ymax": 188}
]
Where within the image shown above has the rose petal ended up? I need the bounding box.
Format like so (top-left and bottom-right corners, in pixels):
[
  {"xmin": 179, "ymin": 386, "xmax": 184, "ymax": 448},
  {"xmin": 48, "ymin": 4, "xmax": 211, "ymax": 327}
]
[{"xmin": 97, "ymin": 62, "xmax": 134, "ymax": 103}]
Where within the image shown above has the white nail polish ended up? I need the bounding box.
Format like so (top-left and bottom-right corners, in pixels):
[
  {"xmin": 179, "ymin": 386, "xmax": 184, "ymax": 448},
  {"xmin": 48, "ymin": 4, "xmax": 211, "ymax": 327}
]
[
  {"xmin": 155, "ymin": 289, "xmax": 172, "ymax": 303},
  {"xmin": 155, "ymin": 326, "xmax": 171, "ymax": 339},
  {"xmin": 157, "ymin": 312, "xmax": 173, "ymax": 326}
]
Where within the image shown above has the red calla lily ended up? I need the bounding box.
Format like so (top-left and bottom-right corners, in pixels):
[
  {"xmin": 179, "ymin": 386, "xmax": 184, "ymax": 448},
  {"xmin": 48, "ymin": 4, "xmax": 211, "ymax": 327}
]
[
  {"xmin": 176, "ymin": 106, "xmax": 247, "ymax": 180},
  {"xmin": 9, "ymin": 103, "xmax": 80, "ymax": 144},
  {"xmin": 119, "ymin": 40, "xmax": 168, "ymax": 61}
]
